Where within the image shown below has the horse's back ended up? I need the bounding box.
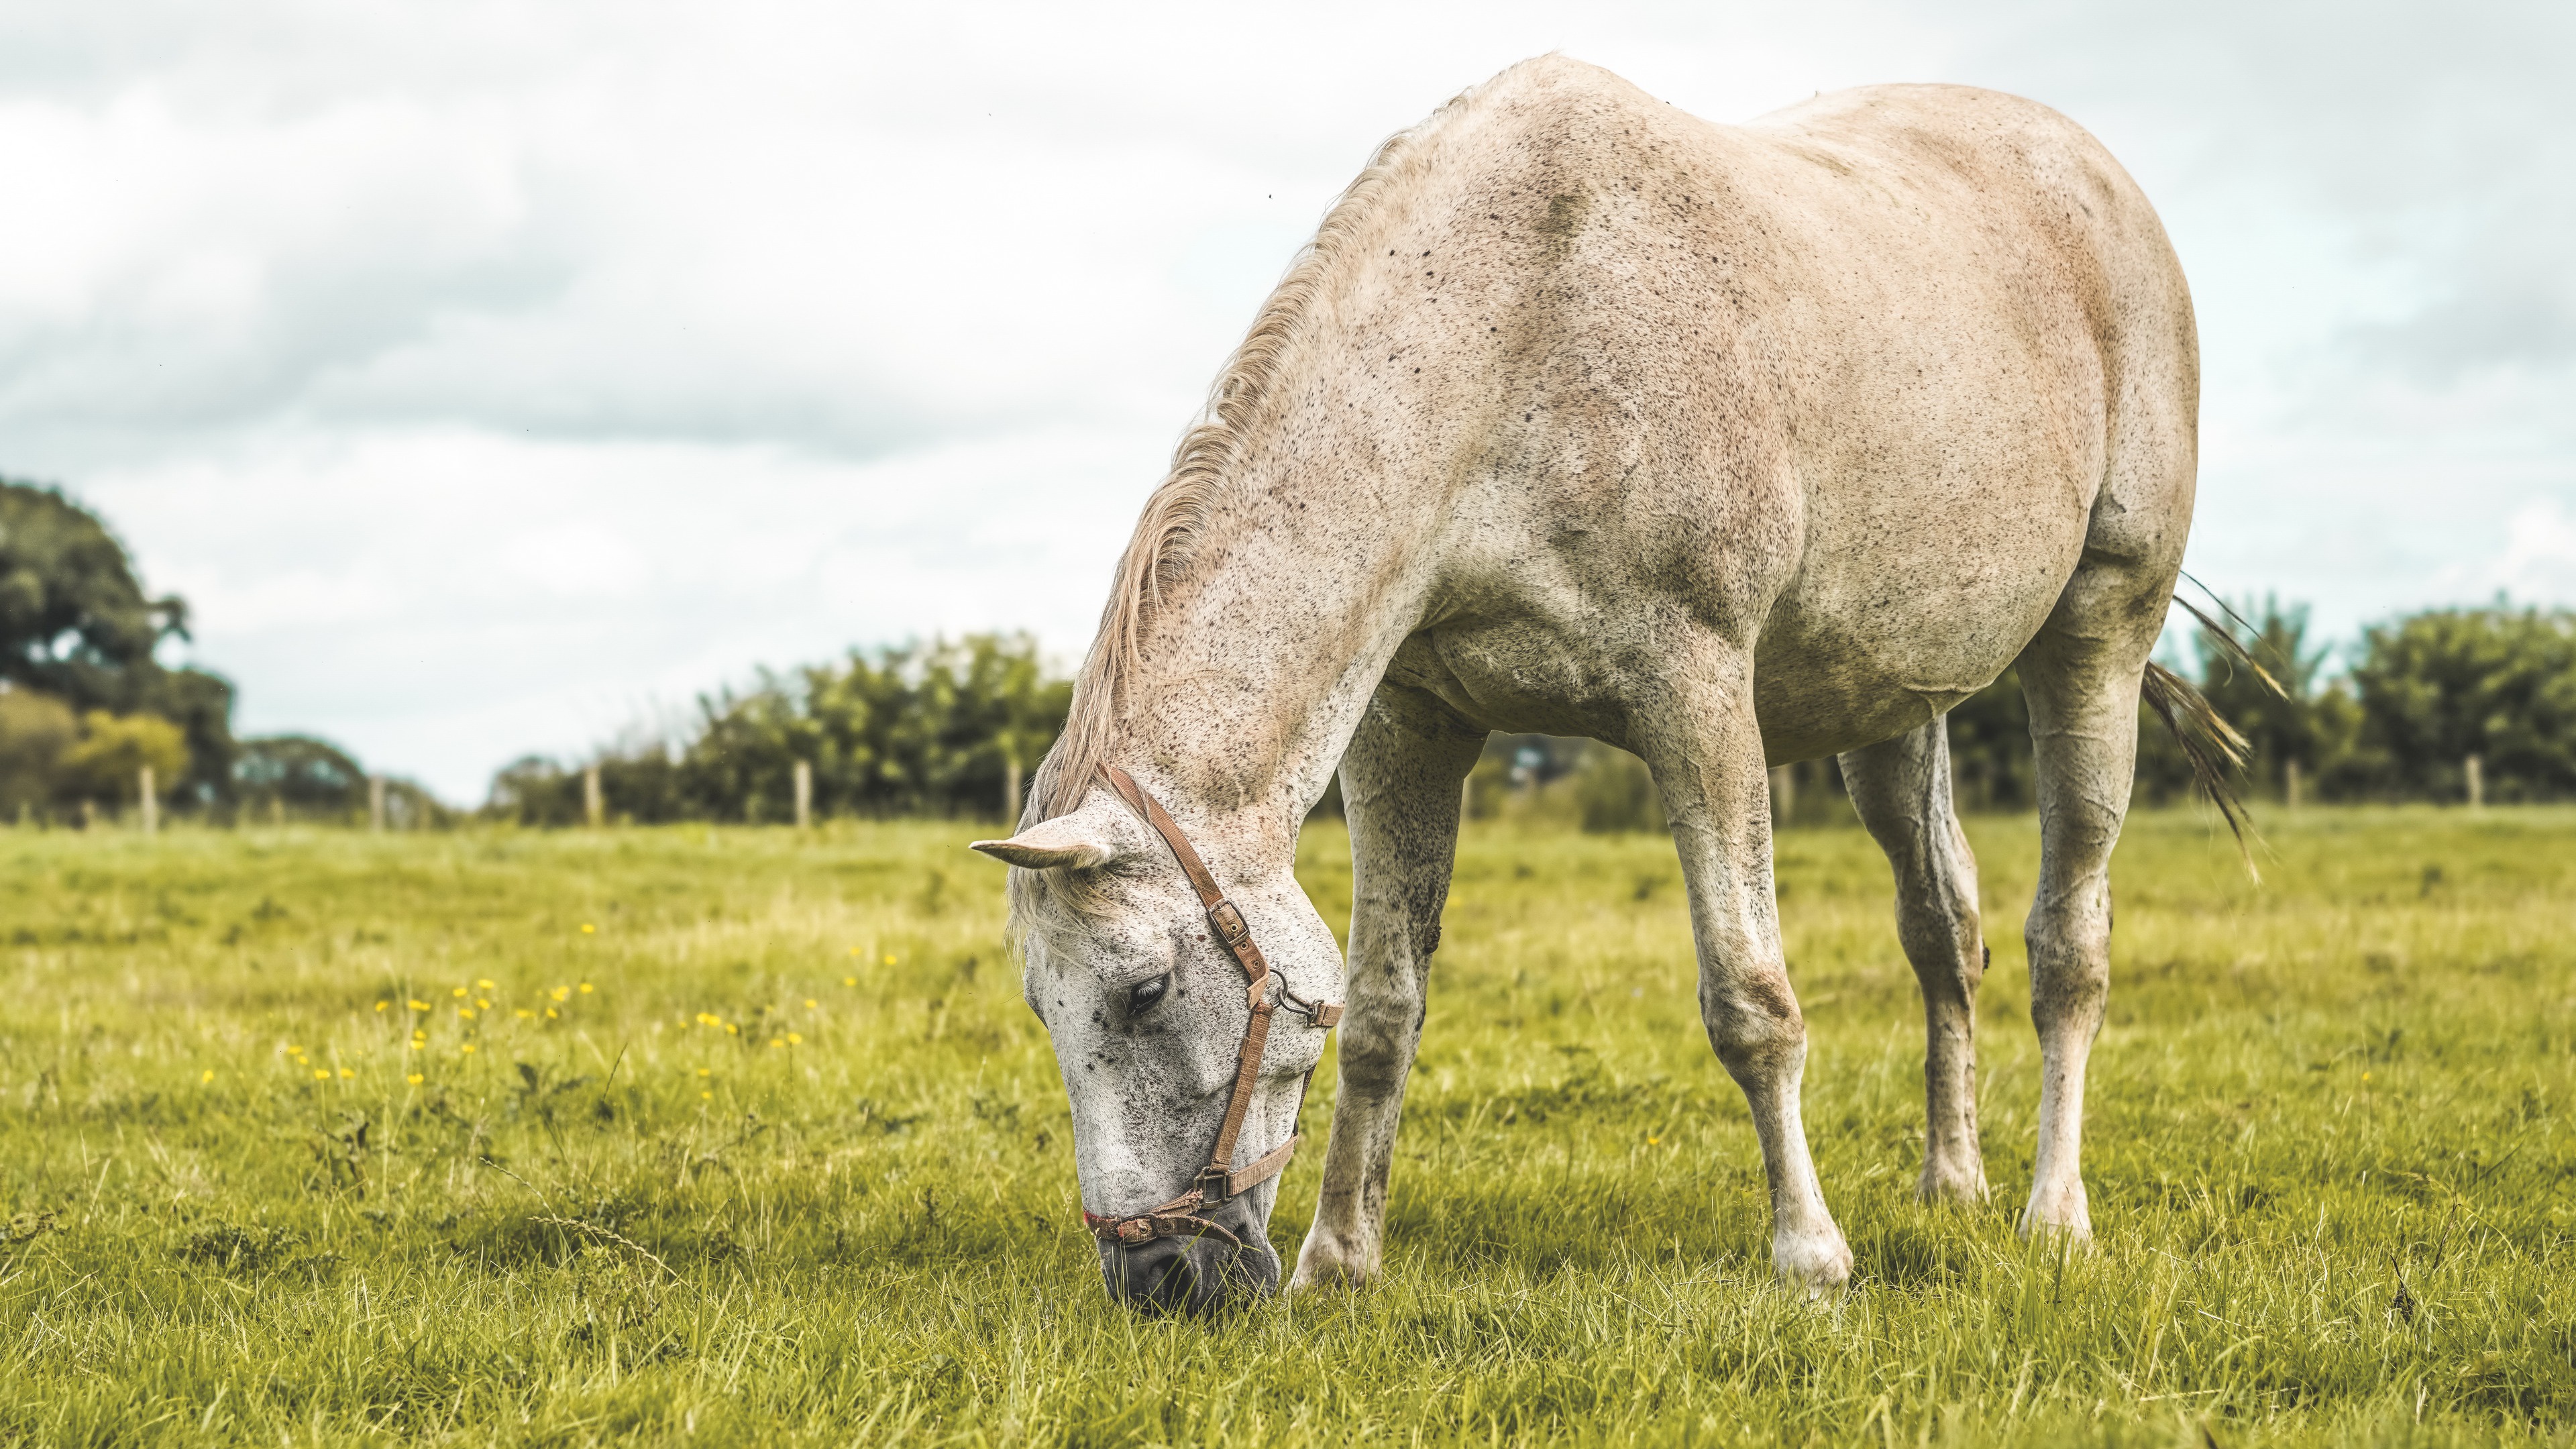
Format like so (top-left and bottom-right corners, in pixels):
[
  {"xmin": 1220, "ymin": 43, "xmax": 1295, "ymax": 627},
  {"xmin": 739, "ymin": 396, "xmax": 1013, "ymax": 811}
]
[{"xmin": 1468, "ymin": 63, "xmax": 2196, "ymax": 760}]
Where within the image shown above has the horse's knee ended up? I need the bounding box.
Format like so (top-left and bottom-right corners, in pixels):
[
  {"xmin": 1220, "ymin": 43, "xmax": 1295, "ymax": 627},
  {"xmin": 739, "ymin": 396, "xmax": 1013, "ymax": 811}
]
[{"xmin": 1700, "ymin": 970, "xmax": 1807, "ymax": 1079}]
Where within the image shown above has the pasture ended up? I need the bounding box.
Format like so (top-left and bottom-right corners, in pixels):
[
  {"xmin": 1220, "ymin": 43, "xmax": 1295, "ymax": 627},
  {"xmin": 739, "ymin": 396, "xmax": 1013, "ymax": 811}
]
[{"xmin": 2, "ymin": 807, "xmax": 2570, "ymax": 1446}]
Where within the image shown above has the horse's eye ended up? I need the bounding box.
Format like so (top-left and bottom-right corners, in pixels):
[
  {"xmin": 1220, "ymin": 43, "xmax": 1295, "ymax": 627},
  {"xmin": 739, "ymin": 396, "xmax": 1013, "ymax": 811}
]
[{"xmin": 1128, "ymin": 975, "xmax": 1170, "ymax": 1012}]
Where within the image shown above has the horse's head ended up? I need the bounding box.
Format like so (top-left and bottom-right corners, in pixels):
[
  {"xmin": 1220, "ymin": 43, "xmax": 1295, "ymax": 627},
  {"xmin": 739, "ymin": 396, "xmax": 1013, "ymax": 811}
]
[{"xmin": 972, "ymin": 773, "xmax": 1341, "ymax": 1314}]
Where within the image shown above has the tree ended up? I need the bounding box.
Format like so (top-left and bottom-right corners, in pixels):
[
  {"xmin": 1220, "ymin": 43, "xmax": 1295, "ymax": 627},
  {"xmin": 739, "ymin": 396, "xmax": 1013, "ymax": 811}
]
[
  {"xmin": 233, "ymin": 735, "xmax": 370, "ymax": 816},
  {"xmin": 0, "ymin": 480, "xmax": 236, "ymax": 800},
  {"xmin": 58, "ymin": 711, "xmax": 189, "ymax": 804},
  {"xmin": 0, "ymin": 688, "xmax": 78, "ymax": 818},
  {"xmin": 2349, "ymin": 605, "xmax": 2576, "ymax": 801}
]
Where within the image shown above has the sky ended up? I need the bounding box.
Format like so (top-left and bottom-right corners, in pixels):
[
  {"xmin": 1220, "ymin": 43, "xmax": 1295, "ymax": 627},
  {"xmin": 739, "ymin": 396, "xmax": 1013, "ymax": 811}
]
[{"xmin": 2, "ymin": 0, "xmax": 2570, "ymax": 801}]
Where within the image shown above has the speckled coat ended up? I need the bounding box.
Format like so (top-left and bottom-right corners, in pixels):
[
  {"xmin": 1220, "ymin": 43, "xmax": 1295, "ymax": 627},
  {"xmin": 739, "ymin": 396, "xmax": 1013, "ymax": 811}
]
[{"xmin": 975, "ymin": 55, "xmax": 2197, "ymax": 1312}]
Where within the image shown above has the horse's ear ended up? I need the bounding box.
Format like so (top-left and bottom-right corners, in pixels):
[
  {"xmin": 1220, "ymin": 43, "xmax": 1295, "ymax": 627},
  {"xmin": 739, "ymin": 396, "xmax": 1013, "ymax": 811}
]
[{"xmin": 970, "ymin": 816, "xmax": 1118, "ymax": 871}]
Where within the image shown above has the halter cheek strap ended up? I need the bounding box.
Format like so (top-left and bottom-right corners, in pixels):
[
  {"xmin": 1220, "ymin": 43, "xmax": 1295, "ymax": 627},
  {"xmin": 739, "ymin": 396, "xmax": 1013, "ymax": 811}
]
[{"xmin": 1080, "ymin": 764, "xmax": 1342, "ymax": 1251}]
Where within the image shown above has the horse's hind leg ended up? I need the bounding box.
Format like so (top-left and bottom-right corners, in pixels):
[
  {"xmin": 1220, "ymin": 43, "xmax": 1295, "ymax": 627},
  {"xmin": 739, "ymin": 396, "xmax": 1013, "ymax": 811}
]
[
  {"xmin": 1291, "ymin": 686, "xmax": 1483, "ymax": 1293},
  {"xmin": 1841, "ymin": 718, "xmax": 1990, "ymax": 1203},
  {"xmin": 2015, "ymin": 561, "xmax": 2169, "ymax": 1240}
]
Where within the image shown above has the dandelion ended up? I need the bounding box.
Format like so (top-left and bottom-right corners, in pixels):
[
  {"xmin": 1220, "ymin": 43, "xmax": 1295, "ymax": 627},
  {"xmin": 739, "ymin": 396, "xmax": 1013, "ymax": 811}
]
[
  {"xmin": 477, "ymin": 979, "xmax": 495, "ymax": 989},
  {"xmin": 551, "ymin": 987, "xmax": 571, "ymax": 1003},
  {"xmin": 770, "ymin": 1038, "xmax": 785, "ymax": 1049},
  {"xmin": 848, "ymin": 947, "xmax": 861, "ymax": 956},
  {"xmin": 697, "ymin": 1068, "xmax": 711, "ymax": 1077},
  {"xmin": 461, "ymin": 1043, "xmax": 477, "ymax": 1054},
  {"xmin": 702, "ymin": 1090, "xmax": 713, "ymax": 1099},
  {"xmin": 2363, "ymin": 1072, "xmax": 2373, "ymax": 1082},
  {"xmin": 581, "ymin": 924, "xmax": 595, "ymax": 934},
  {"xmin": 375, "ymin": 1000, "xmax": 389, "ymax": 1012},
  {"xmin": 804, "ymin": 998, "xmax": 818, "ymax": 1009},
  {"xmin": 407, "ymin": 1073, "xmax": 424, "ymax": 1085},
  {"xmin": 475, "ymin": 998, "xmax": 490, "ymax": 1010},
  {"xmin": 884, "ymin": 955, "xmax": 896, "ymax": 965},
  {"xmin": 458, "ymin": 1008, "xmax": 476, "ymax": 1020},
  {"xmin": 339, "ymin": 1068, "xmax": 354, "ymax": 1079},
  {"xmin": 410, "ymin": 1041, "xmax": 424, "ymax": 1051},
  {"xmin": 408, "ymin": 999, "xmax": 430, "ymax": 1012},
  {"xmin": 452, "ymin": 987, "xmax": 468, "ymax": 998},
  {"xmin": 312, "ymin": 1068, "xmax": 330, "ymax": 1081},
  {"xmin": 578, "ymin": 983, "xmax": 593, "ymax": 994},
  {"xmin": 515, "ymin": 1009, "xmax": 534, "ymax": 1019},
  {"xmin": 844, "ymin": 976, "xmax": 857, "ymax": 987},
  {"xmin": 725, "ymin": 1023, "xmax": 739, "ymax": 1035},
  {"xmin": 1647, "ymin": 1136, "xmax": 1662, "ymax": 1146},
  {"xmin": 545, "ymin": 1008, "xmax": 559, "ymax": 1020},
  {"xmin": 201, "ymin": 1069, "xmax": 215, "ymax": 1083},
  {"xmin": 787, "ymin": 1032, "xmax": 803, "ymax": 1045}
]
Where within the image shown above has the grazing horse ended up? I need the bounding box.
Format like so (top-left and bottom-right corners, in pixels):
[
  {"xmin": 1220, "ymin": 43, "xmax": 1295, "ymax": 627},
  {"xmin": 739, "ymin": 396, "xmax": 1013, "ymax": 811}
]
[{"xmin": 973, "ymin": 55, "xmax": 2206, "ymax": 1313}]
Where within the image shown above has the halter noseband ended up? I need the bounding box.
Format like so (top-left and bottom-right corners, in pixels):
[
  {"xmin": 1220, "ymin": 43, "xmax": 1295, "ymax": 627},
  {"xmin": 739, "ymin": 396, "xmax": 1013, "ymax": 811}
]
[{"xmin": 1078, "ymin": 764, "xmax": 1342, "ymax": 1252}]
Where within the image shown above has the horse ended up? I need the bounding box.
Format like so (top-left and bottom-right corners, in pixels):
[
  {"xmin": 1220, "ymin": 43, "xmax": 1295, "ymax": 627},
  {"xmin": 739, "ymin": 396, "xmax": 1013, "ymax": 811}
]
[{"xmin": 973, "ymin": 54, "xmax": 2214, "ymax": 1314}]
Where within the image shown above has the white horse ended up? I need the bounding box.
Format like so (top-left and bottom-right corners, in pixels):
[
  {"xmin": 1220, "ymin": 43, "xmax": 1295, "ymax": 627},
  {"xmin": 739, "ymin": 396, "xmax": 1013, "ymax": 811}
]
[{"xmin": 975, "ymin": 56, "xmax": 2209, "ymax": 1313}]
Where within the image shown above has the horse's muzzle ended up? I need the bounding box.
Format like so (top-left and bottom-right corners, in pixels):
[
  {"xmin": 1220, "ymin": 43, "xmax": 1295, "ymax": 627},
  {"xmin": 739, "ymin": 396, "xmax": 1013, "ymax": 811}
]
[{"xmin": 1096, "ymin": 1198, "xmax": 1278, "ymax": 1314}]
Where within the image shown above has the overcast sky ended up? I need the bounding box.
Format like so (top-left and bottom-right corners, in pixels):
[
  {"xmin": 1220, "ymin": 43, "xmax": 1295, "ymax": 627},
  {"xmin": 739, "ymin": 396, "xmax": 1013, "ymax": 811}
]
[{"xmin": 4, "ymin": 1, "xmax": 2569, "ymax": 800}]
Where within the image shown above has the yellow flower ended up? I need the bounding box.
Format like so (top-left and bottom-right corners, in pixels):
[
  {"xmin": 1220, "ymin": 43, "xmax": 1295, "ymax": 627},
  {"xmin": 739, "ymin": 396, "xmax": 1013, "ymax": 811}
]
[
  {"xmin": 312, "ymin": 1069, "xmax": 330, "ymax": 1081},
  {"xmin": 1647, "ymin": 1136, "xmax": 1662, "ymax": 1146},
  {"xmin": 545, "ymin": 1008, "xmax": 558, "ymax": 1020},
  {"xmin": 804, "ymin": 998, "xmax": 818, "ymax": 1009},
  {"xmin": 201, "ymin": 1069, "xmax": 215, "ymax": 1083},
  {"xmin": 374, "ymin": 1000, "xmax": 389, "ymax": 1012},
  {"xmin": 458, "ymin": 1008, "xmax": 475, "ymax": 1020},
  {"xmin": 551, "ymin": 987, "xmax": 571, "ymax": 1002},
  {"xmin": 409, "ymin": 1042, "xmax": 423, "ymax": 1051},
  {"xmin": 339, "ymin": 1068, "xmax": 354, "ymax": 1079},
  {"xmin": 725, "ymin": 1023, "xmax": 739, "ymax": 1035},
  {"xmin": 769, "ymin": 1038, "xmax": 785, "ymax": 1049},
  {"xmin": 515, "ymin": 1009, "xmax": 534, "ymax": 1019},
  {"xmin": 408, "ymin": 1000, "xmax": 430, "ymax": 1012},
  {"xmin": 786, "ymin": 1032, "xmax": 803, "ymax": 1045},
  {"xmin": 452, "ymin": 987, "xmax": 468, "ymax": 998},
  {"xmin": 578, "ymin": 983, "xmax": 593, "ymax": 994},
  {"xmin": 697, "ymin": 1067, "xmax": 711, "ymax": 1077},
  {"xmin": 407, "ymin": 1073, "xmax": 424, "ymax": 1085},
  {"xmin": 476, "ymin": 979, "xmax": 495, "ymax": 989},
  {"xmin": 843, "ymin": 976, "xmax": 857, "ymax": 987},
  {"xmin": 883, "ymin": 955, "xmax": 896, "ymax": 966},
  {"xmin": 476, "ymin": 998, "xmax": 490, "ymax": 1010},
  {"xmin": 581, "ymin": 923, "xmax": 595, "ymax": 934},
  {"xmin": 461, "ymin": 1043, "xmax": 476, "ymax": 1054},
  {"xmin": 847, "ymin": 947, "xmax": 861, "ymax": 956}
]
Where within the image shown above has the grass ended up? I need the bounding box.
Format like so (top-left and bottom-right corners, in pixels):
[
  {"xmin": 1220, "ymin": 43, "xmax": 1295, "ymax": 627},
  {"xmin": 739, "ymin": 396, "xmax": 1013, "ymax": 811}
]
[{"xmin": 1, "ymin": 806, "xmax": 2571, "ymax": 1446}]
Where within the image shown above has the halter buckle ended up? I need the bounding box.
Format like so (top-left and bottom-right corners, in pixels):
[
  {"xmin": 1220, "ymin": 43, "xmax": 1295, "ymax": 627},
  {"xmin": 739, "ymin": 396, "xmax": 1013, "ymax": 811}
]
[
  {"xmin": 1193, "ymin": 1163, "xmax": 1236, "ymax": 1205},
  {"xmin": 1207, "ymin": 900, "xmax": 1251, "ymax": 947}
]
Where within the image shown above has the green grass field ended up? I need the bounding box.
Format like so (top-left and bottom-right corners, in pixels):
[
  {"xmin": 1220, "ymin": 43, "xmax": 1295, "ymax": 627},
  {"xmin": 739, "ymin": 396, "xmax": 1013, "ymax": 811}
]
[{"xmin": 3, "ymin": 807, "xmax": 2571, "ymax": 1446}]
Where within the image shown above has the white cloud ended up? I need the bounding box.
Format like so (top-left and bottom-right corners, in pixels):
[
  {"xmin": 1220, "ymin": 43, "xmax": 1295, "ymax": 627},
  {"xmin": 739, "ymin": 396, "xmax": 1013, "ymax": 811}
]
[{"xmin": 4, "ymin": 0, "xmax": 2571, "ymax": 797}]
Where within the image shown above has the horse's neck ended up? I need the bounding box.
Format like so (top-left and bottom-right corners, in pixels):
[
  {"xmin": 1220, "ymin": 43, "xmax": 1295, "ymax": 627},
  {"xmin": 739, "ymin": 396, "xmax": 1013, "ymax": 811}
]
[{"xmin": 1121, "ymin": 466, "xmax": 1435, "ymax": 851}]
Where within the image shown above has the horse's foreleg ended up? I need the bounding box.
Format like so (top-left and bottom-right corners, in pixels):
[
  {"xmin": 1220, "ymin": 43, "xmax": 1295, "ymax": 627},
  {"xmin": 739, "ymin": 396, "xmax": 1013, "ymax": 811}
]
[
  {"xmin": 1639, "ymin": 659, "xmax": 1852, "ymax": 1291},
  {"xmin": 1841, "ymin": 718, "xmax": 1990, "ymax": 1203},
  {"xmin": 2016, "ymin": 576, "xmax": 2158, "ymax": 1241},
  {"xmin": 1289, "ymin": 686, "xmax": 1483, "ymax": 1293}
]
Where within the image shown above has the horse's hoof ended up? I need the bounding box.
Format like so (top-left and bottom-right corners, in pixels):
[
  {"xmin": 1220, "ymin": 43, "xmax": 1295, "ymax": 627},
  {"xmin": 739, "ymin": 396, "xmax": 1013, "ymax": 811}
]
[
  {"xmin": 1288, "ymin": 1240, "xmax": 1379, "ymax": 1293},
  {"xmin": 1917, "ymin": 1162, "xmax": 1990, "ymax": 1207},
  {"xmin": 2017, "ymin": 1185, "xmax": 2094, "ymax": 1243},
  {"xmin": 1773, "ymin": 1228, "xmax": 1854, "ymax": 1296}
]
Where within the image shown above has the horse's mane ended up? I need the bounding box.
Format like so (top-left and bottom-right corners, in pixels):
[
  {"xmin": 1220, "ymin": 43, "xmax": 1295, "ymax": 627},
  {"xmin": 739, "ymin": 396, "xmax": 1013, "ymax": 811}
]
[{"xmin": 1022, "ymin": 72, "xmax": 1510, "ymax": 826}]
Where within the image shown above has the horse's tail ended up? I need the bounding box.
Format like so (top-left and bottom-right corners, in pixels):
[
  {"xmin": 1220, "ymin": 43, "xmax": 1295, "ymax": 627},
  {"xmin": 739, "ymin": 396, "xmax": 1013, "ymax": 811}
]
[{"xmin": 2137, "ymin": 589, "xmax": 2277, "ymax": 879}]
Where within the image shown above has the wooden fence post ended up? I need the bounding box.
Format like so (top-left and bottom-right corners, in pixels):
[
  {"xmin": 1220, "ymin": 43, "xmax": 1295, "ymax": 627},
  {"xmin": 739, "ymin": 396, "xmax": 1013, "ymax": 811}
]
[
  {"xmin": 584, "ymin": 765, "xmax": 604, "ymax": 829},
  {"xmin": 369, "ymin": 775, "xmax": 386, "ymax": 832},
  {"xmin": 793, "ymin": 760, "xmax": 812, "ymax": 830},
  {"xmin": 139, "ymin": 765, "xmax": 157, "ymax": 836},
  {"xmin": 2465, "ymin": 753, "xmax": 2484, "ymax": 810}
]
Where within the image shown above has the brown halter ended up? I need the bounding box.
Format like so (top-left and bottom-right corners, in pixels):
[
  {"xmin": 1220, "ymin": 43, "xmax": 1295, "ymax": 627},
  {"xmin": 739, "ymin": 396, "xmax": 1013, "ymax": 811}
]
[{"xmin": 1080, "ymin": 764, "xmax": 1343, "ymax": 1252}]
